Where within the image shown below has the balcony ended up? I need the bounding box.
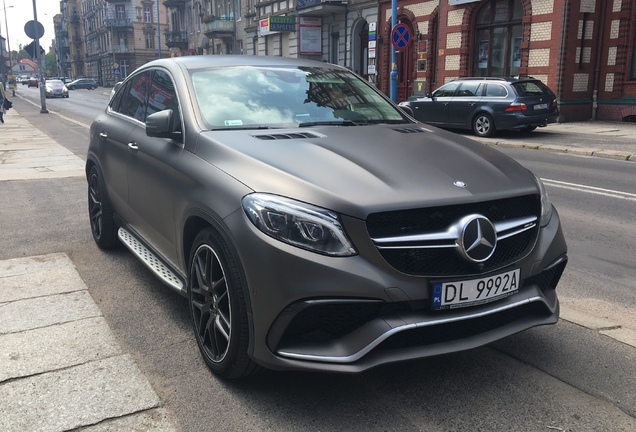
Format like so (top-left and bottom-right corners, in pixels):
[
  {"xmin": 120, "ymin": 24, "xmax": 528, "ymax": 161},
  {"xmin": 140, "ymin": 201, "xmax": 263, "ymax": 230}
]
[
  {"xmin": 163, "ymin": 0, "xmax": 185, "ymax": 8},
  {"xmin": 203, "ymin": 16, "xmax": 235, "ymax": 37},
  {"xmin": 105, "ymin": 18, "xmax": 133, "ymax": 29},
  {"xmin": 164, "ymin": 31, "xmax": 188, "ymax": 49}
]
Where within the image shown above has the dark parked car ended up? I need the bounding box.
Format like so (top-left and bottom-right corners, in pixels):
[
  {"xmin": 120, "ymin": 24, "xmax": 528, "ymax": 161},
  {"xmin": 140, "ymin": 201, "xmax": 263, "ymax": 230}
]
[
  {"xmin": 399, "ymin": 76, "xmax": 559, "ymax": 137},
  {"xmin": 67, "ymin": 78, "xmax": 97, "ymax": 90},
  {"xmin": 87, "ymin": 56, "xmax": 567, "ymax": 379}
]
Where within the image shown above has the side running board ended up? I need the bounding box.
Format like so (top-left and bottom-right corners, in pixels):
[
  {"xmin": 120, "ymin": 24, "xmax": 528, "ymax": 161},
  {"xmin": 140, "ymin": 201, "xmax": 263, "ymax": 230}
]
[{"xmin": 118, "ymin": 228, "xmax": 185, "ymax": 294}]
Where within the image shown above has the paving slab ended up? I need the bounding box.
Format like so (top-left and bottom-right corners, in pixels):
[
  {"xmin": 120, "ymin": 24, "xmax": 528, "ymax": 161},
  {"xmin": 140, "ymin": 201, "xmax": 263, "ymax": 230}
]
[
  {"xmin": 0, "ymin": 253, "xmax": 177, "ymax": 432},
  {"xmin": 0, "ymin": 317, "xmax": 122, "ymax": 382},
  {"xmin": 0, "ymin": 354, "xmax": 161, "ymax": 432},
  {"xmin": 0, "ymin": 290, "xmax": 101, "ymax": 334},
  {"xmin": 79, "ymin": 408, "xmax": 179, "ymax": 432},
  {"xmin": 0, "ymin": 253, "xmax": 87, "ymax": 303}
]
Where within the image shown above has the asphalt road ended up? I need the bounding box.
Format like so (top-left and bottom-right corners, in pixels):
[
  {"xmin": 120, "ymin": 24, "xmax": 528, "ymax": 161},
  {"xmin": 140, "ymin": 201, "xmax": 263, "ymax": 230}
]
[{"xmin": 4, "ymin": 88, "xmax": 635, "ymax": 431}]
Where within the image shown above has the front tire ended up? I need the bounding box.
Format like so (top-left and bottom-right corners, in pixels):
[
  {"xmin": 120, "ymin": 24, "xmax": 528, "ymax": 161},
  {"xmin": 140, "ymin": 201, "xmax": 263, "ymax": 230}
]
[
  {"xmin": 473, "ymin": 113, "xmax": 496, "ymax": 137},
  {"xmin": 188, "ymin": 228, "xmax": 259, "ymax": 379},
  {"xmin": 88, "ymin": 165, "xmax": 118, "ymax": 249}
]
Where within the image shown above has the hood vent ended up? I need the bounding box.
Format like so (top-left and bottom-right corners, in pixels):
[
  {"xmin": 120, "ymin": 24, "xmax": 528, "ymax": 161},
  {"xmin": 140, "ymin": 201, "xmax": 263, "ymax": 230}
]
[
  {"xmin": 253, "ymin": 132, "xmax": 322, "ymax": 140},
  {"xmin": 391, "ymin": 127, "xmax": 432, "ymax": 134}
]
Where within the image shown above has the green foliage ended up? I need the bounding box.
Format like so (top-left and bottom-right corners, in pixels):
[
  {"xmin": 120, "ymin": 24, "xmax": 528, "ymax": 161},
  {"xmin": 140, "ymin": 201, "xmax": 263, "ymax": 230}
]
[{"xmin": 45, "ymin": 50, "xmax": 57, "ymax": 76}]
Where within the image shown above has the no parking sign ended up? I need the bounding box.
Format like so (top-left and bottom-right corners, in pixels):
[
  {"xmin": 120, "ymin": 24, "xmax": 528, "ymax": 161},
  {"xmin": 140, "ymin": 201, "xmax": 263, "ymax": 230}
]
[{"xmin": 391, "ymin": 23, "xmax": 412, "ymax": 51}]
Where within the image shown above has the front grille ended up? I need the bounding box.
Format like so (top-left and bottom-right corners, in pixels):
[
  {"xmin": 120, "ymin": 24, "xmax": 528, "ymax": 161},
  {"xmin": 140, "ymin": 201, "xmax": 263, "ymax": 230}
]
[
  {"xmin": 367, "ymin": 195, "xmax": 540, "ymax": 277},
  {"xmin": 280, "ymin": 301, "xmax": 410, "ymax": 344}
]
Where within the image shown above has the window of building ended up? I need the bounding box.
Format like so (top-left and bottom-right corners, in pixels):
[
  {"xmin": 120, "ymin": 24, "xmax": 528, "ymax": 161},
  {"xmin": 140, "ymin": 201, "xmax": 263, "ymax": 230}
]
[
  {"xmin": 144, "ymin": 6, "xmax": 152, "ymax": 23},
  {"xmin": 474, "ymin": 0, "xmax": 523, "ymax": 77},
  {"xmin": 116, "ymin": 5, "xmax": 126, "ymax": 19},
  {"xmin": 632, "ymin": 45, "xmax": 636, "ymax": 79},
  {"xmin": 146, "ymin": 33, "xmax": 154, "ymax": 49}
]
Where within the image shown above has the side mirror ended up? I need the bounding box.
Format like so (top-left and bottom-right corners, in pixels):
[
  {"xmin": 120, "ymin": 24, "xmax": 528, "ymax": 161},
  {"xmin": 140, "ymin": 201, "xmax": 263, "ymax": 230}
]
[
  {"xmin": 426, "ymin": 92, "xmax": 434, "ymax": 98},
  {"xmin": 399, "ymin": 105, "xmax": 414, "ymax": 117},
  {"xmin": 146, "ymin": 110, "xmax": 181, "ymax": 140}
]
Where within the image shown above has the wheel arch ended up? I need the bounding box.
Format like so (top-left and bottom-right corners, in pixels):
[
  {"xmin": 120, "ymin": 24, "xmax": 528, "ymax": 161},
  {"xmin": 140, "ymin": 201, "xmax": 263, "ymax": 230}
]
[{"xmin": 181, "ymin": 209, "xmax": 256, "ymax": 357}]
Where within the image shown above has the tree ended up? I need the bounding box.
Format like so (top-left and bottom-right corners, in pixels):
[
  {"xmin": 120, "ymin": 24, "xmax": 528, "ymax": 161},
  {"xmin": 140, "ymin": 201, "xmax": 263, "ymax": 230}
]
[{"xmin": 45, "ymin": 50, "xmax": 57, "ymax": 77}]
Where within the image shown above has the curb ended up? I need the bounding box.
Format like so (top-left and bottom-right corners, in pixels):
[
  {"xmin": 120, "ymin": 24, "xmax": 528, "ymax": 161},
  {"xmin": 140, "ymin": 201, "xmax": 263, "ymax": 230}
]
[{"xmin": 482, "ymin": 139, "xmax": 636, "ymax": 162}]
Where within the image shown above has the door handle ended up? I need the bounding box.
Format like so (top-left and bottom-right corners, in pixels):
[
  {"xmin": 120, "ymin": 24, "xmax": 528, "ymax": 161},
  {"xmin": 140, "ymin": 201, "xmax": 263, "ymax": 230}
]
[
  {"xmin": 128, "ymin": 142, "xmax": 139, "ymax": 151},
  {"xmin": 99, "ymin": 132, "xmax": 107, "ymax": 140}
]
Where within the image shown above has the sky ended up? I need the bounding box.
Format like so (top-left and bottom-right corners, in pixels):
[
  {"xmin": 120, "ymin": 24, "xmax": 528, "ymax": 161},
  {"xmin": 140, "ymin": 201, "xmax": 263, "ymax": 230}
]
[{"xmin": 1, "ymin": 0, "xmax": 61, "ymax": 53}]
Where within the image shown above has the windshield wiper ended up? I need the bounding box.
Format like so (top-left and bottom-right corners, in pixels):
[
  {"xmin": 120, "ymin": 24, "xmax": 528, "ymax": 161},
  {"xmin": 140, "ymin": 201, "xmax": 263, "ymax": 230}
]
[
  {"xmin": 209, "ymin": 125, "xmax": 276, "ymax": 131},
  {"xmin": 298, "ymin": 120, "xmax": 359, "ymax": 127}
]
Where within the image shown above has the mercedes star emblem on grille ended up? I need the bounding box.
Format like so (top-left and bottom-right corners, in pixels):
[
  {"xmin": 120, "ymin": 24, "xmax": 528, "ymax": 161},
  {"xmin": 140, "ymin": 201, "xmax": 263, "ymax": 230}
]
[{"xmin": 459, "ymin": 215, "xmax": 497, "ymax": 263}]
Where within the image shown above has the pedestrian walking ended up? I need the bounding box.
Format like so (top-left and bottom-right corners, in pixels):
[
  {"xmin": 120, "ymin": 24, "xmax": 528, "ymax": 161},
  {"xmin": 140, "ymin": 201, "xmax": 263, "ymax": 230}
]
[{"xmin": 0, "ymin": 82, "xmax": 6, "ymax": 123}]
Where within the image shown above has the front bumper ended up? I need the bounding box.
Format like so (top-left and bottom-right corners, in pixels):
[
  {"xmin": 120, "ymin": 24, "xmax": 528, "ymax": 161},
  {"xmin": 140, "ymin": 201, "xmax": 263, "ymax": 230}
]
[{"xmin": 225, "ymin": 205, "xmax": 567, "ymax": 373}]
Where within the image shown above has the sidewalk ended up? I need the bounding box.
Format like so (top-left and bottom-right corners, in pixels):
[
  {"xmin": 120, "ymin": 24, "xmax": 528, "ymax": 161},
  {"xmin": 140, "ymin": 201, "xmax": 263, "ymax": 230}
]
[
  {"xmin": 0, "ymin": 107, "xmax": 179, "ymax": 432},
  {"xmin": 471, "ymin": 120, "xmax": 636, "ymax": 161}
]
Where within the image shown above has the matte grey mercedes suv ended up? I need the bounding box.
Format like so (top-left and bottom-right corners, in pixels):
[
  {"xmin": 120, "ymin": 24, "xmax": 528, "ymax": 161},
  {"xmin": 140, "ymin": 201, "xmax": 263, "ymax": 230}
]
[{"xmin": 86, "ymin": 56, "xmax": 567, "ymax": 379}]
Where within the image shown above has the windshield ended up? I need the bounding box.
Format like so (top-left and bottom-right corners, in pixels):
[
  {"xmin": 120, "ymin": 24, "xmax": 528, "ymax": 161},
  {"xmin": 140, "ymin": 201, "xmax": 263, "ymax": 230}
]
[
  {"xmin": 191, "ymin": 65, "xmax": 406, "ymax": 129},
  {"xmin": 46, "ymin": 80, "xmax": 64, "ymax": 86}
]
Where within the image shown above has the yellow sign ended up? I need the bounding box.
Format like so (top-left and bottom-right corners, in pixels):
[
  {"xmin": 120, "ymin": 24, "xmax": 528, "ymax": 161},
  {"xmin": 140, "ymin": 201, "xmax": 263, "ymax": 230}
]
[{"xmin": 8, "ymin": 75, "xmax": 17, "ymax": 91}]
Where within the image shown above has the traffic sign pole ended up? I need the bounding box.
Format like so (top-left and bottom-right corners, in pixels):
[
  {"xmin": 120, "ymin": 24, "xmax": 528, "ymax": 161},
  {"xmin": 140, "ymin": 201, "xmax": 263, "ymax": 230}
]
[{"xmin": 390, "ymin": 0, "xmax": 398, "ymax": 103}]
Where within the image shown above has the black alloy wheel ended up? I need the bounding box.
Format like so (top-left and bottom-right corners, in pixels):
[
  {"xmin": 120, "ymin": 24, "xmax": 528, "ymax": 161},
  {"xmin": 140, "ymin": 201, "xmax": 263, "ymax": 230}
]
[
  {"xmin": 188, "ymin": 228, "xmax": 259, "ymax": 379},
  {"xmin": 88, "ymin": 165, "xmax": 118, "ymax": 249},
  {"xmin": 473, "ymin": 113, "xmax": 496, "ymax": 137}
]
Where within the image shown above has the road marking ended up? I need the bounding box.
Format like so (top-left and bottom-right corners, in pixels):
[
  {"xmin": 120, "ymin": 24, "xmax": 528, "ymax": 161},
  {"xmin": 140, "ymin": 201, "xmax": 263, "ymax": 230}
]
[
  {"xmin": 17, "ymin": 94, "xmax": 92, "ymax": 129},
  {"xmin": 542, "ymin": 178, "xmax": 636, "ymax": 201}
]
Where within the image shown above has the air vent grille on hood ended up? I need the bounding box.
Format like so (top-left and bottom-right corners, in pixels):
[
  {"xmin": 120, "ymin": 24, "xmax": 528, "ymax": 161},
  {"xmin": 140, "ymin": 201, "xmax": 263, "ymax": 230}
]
[
  {"xmin": 253, "ymin": 132, "xmax": 322, "ymax": 140},
  {"xmin": 391, "ymin": 127, "xmax": 432, "ymax": 134}
]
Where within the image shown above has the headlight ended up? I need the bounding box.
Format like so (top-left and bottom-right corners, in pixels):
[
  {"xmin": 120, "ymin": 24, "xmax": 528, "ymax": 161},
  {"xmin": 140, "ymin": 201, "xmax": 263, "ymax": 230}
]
[
  {"xmin": 242, "ymin": 193, "xmax": 357, "ymax": 257},
  {"xmin": 63, "ymin": 86, "xmax": 68, "ymax": 92},
  {"xmin": 535, "ymin": 175, "xmax": 553, "ymax": 227}
]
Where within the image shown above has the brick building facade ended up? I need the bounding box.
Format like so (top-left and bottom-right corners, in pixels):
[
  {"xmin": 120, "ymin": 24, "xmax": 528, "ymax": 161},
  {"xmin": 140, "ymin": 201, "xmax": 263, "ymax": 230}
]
[{"xmin": 377, "ymin": 0, "xmax": 636, "ymax": 122}]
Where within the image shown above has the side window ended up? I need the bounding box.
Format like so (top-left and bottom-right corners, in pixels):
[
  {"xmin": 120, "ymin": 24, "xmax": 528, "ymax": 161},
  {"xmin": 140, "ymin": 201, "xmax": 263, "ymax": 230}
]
[
  {"xmin": 433, "ymin": 82, "xmax": 460, "ymax": 98},
  {"xmin": 117, "ymin": 71, "xmax": 152, "ymax": 122},
  {"xmin": 457, "ymin": 82, "xmax": 482, "ymax": 97},
  {"xmin": 147, "ymin": 70, "xmax": 180, "ymax": 129},
  {"xmin": 109, "ymin": 80, "xmax": 128, "ymax": 111},
  {"xmin": 486, "ymin": 84, "xmax": 508, "ymax": 97}
]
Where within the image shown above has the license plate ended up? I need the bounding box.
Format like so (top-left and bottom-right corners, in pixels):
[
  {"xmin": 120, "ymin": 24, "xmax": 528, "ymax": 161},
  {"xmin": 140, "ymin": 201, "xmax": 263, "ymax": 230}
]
[
  {"xmin": 431, "ymin": 269, "xmax": 520, "ymax": 310},
  {"xmin": 534, "ymin": 103, "xmax": 548, "ymax": 110}
]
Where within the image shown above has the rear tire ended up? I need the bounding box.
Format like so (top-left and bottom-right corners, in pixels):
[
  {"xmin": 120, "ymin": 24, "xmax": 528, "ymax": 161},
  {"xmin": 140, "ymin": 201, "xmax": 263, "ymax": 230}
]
[
  {"xmin": 87, "ymin": 165, "xmax": 118, "ymax": 249},
  {"xmin": 473, "ymin": 113, "xmax": 496, "ymax": 137},
  {"xmin": 188, "ymin": 227, "xmax": 260, "ymax": 379}
]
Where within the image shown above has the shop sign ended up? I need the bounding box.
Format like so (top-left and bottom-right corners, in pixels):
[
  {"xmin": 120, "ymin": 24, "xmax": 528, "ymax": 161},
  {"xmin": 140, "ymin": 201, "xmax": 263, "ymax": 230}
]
[
  {"xmin": 299, "ymin": 17, "xmax": 322, "ymax": 55},
  {"xmin": 269, "ymin": 16, "xmax": 296, "ymax": 32},
  {"xmin": 298, "ymin": 0, "xmax": 347, "ymax": 8},
  {"xmin": 259, "ymin": 18, "xmax": 273, "ymax": 36}
]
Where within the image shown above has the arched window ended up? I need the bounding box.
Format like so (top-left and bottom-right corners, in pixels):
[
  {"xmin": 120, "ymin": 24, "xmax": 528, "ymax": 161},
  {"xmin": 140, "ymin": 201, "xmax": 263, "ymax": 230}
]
[{"xmin": 474, "ymin": 0, "xmax": 523, "ymax": 77}]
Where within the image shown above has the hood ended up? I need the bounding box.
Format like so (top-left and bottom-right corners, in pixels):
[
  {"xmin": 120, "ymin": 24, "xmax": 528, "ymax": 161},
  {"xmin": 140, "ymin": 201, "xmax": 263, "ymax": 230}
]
[{"xmin": 196, "ymin": 125, "xmax": 538, "ymax": 219}]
